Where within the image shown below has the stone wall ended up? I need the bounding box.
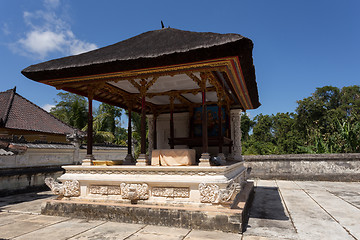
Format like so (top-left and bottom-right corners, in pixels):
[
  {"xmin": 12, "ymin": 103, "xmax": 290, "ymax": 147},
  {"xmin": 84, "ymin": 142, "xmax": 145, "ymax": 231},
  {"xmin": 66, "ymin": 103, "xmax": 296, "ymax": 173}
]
[
  {"xmin": 0, "ymin": 145, "xmax": 127, "ymax": 196},
  {"xmin": 244, "ymin": 153, "xmax": 360, "ymax": 182}
]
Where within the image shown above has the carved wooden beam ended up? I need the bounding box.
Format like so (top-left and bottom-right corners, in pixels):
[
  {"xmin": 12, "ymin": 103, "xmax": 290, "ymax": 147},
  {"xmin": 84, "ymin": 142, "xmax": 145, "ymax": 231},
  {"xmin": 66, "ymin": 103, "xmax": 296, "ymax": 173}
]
[{"xmin": 146, "ymin": 86, "xmax": 216, "ymax": 98}]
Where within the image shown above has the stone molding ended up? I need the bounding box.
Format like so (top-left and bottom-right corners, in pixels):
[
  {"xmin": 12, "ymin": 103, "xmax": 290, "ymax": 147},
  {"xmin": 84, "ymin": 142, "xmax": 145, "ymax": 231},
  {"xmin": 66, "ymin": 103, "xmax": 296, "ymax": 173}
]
[
  {"xmin": 120, "ymin": 183, "xmax": 149, "ymax": 200},
  {"xmin": 63, "ymin": 162, "xmax": 244, "ymax": 177},
  {"xmin": 45, "ymin": 177, "xmax": 80, "ymax": 197}
]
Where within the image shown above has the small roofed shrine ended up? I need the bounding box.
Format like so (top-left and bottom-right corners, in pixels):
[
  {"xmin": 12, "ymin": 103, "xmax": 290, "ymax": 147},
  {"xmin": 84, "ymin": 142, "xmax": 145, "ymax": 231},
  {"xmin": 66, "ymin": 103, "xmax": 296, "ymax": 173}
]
[{"xmin": 22, "ymin": 28, "xmax": 260, "ymax": 233}]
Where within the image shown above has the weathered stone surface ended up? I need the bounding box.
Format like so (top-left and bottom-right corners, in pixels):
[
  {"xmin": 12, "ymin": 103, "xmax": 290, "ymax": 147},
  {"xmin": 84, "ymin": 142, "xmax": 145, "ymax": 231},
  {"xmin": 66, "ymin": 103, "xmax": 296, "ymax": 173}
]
[
  {"xmin": 14, "ymin": 218, "xmax": 104, "ymax": 240},
  {"xmin": 244, "ymin": 153, "xmax": 360, "ymax": 181},
  {"xmin": 41, "ymin": 183, "xmax": 254, "ymax": 234},
  {"xmin": 69, "ymin": 221, "xmax": 145, "ymax": 239},
  {"xmin": 42, "ymin": 200, "xmax": 245, "ymax": 233},
  {"xmin": 2, "ymin": 181, "xmax": 360, "ymax": 239}
]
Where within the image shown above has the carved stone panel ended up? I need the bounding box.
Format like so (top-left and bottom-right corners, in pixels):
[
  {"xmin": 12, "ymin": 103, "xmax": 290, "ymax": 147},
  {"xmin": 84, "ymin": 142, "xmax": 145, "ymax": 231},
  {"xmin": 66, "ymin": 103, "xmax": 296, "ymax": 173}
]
[
  {"xmin": 152, "ymin": 187, "xmax": 189, "ymax": 198},
  {"xmin": 199, "ymin": 181, "xmax": 241, "ymax": 204},
  {"xmin": 89, "ymin": 185, "xmax": 121, "ymax": 195},
  {"xmin": 120, "ymin": 183, "xmax": 149, "ymax": 200}
]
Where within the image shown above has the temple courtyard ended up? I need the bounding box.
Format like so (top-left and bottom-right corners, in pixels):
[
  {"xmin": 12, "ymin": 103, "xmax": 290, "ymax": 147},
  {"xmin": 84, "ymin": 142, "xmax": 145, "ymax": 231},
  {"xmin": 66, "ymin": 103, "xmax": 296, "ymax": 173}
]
[{"xmin": 0, "ymin": 179, "xmax": 359, "ymax": 240}]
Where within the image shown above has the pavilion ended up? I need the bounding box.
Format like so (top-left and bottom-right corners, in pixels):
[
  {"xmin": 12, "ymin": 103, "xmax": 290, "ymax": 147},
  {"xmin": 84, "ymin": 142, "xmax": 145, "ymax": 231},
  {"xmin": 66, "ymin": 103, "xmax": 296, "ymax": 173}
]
[{"xmin": 22, "ymin": 27, "xmax": 260, "ymax": 232}]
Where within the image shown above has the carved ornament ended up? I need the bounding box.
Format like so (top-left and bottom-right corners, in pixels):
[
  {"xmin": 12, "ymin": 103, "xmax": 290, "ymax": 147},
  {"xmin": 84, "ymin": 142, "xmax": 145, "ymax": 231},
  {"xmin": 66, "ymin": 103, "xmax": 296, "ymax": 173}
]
[
  {"xmin": 199, "ymin": 181, "xmax": 241, "ymax": 204},
  {"xmin": 120, "ymin": 183, "xmax": 149, "ymax": 200},
  {"xmin": 45, "ymin": 177, "xmax": 80, "ymax": 197},
  {"xmin": 152, "ymin": 187, "xmax": 189, "ymax": 198},
  {"xmin": 89, "ymin": 185, "xmax": 121, "ymax": 195}
]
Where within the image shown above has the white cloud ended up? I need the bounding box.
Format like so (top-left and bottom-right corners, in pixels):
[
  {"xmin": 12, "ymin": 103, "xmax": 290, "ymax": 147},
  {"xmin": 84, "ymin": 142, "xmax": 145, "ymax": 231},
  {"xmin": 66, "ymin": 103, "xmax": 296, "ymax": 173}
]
[
  {"xmin": 42, "ymin": 104, "xmax": 56, "ymax": 112},
  {"xmin": 44, "ymin": 0, "xmax": 60, "ymax": 9},
  {"xmin": 1, "ymin": 23, "xmax": 10, "ymax": 35},
  {"xmin": 13, "ymin": 0, "xmax": 97, "ymax": 59},
  {"xmin": 70, "ymin": 39, "xmax": 98, "ymax": 55}
]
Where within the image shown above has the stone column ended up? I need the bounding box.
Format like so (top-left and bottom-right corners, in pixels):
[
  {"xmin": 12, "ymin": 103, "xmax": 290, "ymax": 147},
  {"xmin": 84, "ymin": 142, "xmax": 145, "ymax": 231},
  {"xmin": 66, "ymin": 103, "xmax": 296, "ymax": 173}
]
[
  {"xmin": 147, "ymin": 115, "xmax": 154, "ymax": 158},
  {"xmin": 230, "ymin": 109, "xmax": 243, "ymax": 161}
]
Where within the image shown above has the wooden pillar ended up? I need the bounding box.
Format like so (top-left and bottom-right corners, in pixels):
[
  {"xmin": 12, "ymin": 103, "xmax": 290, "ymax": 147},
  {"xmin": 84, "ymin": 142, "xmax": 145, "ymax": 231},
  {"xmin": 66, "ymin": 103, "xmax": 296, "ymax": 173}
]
[
  {"xmin": 124, "ymin": 107, "xmax": 134, "ymax": 164},
  {"xmin": 202, "ymin": 90, "xmax": 208, "ymax": 153},
  {"xmin": 189, "ymin": 107, "xmax": 194, "ymax": 139},
  {"xmin": 87, "ymin": 97, "xmax": 93, "ymax": 156},
  {"xmin": 198, "ymin": 73, "xmax": 211, "ymax": 166},
  {"xmin": 153, "ymin": 114, "xmax": 157, "ymax": 149},
  {"xmin": 141, "ymin": 96, "xmax": 146, "ymax": 154},
  {"xmin": 170, "ymin": 110, "xmax": 174, "ymax": 149},
  {"xmin": 127, "ymin": 109, "xmax": 132, "ymax": 155},
  {"xmin": 169, "ymin": 96, "xmax": 175, "ymax": 149},
  {"xmin": 83, "ymin": 93, "xmax": 94, "ymax": 165},
  {"xmin": 218, "ymin": 104, "xmax": 223, "ymax": 153},
  {"xmin": 136, "ymin": 95, "xmax": 148, "ymax": 166}
]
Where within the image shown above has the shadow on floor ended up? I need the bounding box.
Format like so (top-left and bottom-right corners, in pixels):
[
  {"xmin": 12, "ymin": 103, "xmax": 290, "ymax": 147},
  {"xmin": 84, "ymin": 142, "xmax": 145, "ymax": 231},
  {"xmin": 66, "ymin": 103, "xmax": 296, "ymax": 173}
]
[
  {"xmin": 249, "ymin": 186, "xmax": 289, "ymax": 221},
  {"xmin": 0, "ymin": 191, "xmax": 54, "ymax": 209}
]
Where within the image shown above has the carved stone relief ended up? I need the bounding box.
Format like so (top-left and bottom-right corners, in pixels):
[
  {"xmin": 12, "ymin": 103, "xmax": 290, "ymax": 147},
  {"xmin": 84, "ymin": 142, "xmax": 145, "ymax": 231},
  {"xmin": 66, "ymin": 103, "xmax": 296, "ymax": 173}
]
[
  {"xmin": 199, "ymin": 180, "xmax": 241, "ymax": 204},
  {"xmin": 147, "ymin": 115, "xmax": 154, "ymax": 157},
  {"xmin": 89, "ymin": 185, "xmax": 121, "ymax": 195},
  {"xmin": 152, "ymin": 187, "xmax": 189, "ymax": 198},
  {"xmin": 230, "ymin": 109, "xmax": 243, "ymax": 161},
  {"xmin": 45, "ymin": 177, "xmax": 80, "ymax": 197},
  {"xmin": 120, "ymin": 183, "xmax": 149, "ymax": 200}
]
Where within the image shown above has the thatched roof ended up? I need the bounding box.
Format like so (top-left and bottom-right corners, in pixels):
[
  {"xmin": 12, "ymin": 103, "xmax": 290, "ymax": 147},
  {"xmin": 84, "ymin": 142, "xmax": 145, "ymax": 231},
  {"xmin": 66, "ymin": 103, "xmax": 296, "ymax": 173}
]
[{"xmin": 22, "ymin": 28, "xmax": 260, "ymax": 110}]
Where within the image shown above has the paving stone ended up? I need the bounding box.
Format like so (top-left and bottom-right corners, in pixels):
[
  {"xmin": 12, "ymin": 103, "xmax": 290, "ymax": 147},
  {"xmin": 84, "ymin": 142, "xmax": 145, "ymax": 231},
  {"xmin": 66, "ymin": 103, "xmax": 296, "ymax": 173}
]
[
  {"xmin": 127, "ymin": 224, "xmax": 190, "ymax": 240},
  {"xmin": 243, "ymin": 181, "xmax": 297, "ymax": 239},
  {"xmin": 296, "ymin": 182, "xmax": 360, "ymax": 239},
  {"xmin": 279, "ymin": 185, "xmax": 354, "ymax": 239},
  {"xmin": 243, "ymin": 236, "xmax": 295, "ymax": 240},
  {"xmin": 253, "ymin": 179, "xmax": 277, "ymax": 188},
  {"xmin": 0, "ymin": 215, "xmax": 53, "ymax": 239},
  {"xmin": 13, "ymin": 218, "xmax": 105, "ymax": 240},
  {"xmin": 184, "ymin": 229, "xmax": 240, "ymax": 240},
  {"xmin": 1, "ymin": 182, "xmax": 360, "ymax": 239},
  {"xmin": 68, "ymin": 221, "xmax": 145, "ymax": 240},
  {"xmin": 0, "ymin": 212, "xmax": 38, "ymax": 226}
]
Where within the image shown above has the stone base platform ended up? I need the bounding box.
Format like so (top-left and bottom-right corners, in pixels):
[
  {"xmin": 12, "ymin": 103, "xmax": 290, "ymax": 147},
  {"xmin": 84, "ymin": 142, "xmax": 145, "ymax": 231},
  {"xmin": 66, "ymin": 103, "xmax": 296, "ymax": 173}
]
[{"xmin": 41, "ymin": 181, "xmax": 254, "ymax": 233}]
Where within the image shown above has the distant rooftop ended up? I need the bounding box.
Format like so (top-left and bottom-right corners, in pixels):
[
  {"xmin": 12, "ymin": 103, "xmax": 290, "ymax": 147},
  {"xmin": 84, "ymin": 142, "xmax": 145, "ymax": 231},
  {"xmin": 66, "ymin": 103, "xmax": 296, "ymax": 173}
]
[{"xmin": 0, "ymin": 87, "xmax": 76, "ymax": 135}]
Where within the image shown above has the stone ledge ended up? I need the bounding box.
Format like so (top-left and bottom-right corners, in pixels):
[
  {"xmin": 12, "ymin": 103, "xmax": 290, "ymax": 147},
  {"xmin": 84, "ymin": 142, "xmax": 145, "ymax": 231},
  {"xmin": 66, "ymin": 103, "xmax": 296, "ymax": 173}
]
[
  {"xmin": 244, "ymin": 153, "xmax": 360, "ymax": 162},
  {"xmin": 41, "ymin": 182, "xmax": 254, "ymax": 233}
]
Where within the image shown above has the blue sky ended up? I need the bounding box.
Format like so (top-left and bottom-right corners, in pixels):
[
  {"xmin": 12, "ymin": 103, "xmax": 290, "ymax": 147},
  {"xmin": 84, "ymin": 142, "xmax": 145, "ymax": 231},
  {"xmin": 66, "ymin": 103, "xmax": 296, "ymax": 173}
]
[{"xmin": 1, "ymin": 0, "xmax": 359, "ymax": 120}]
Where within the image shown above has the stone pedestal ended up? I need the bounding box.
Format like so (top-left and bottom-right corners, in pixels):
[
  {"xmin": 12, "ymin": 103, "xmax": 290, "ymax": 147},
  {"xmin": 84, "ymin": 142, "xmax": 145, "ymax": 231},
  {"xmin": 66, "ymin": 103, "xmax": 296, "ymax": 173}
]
[
  {"xmin": 136, "ymin": 153, "xmax": 148, "ymax": 166},
  {"xmin": 44, "ymin": 161, "xmax": 252, "ymax": 233},
  {"xmin": 198, "ymin": 152, "xmax": 211, "ymax": 166},
  {"xmin": 82, "ymin": 154, "xmax": 94, "ymax": 166}
]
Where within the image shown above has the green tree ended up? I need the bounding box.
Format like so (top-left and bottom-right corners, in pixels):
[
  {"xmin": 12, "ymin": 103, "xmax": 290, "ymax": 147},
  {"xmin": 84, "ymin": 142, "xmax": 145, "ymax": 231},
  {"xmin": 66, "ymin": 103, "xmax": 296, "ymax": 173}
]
[
  {"xmin": 50, "ymin": 92, "xmax": 88, "ymax": 129},
  {"xmin": 295, "ymin": 85, "xmax": 360, "ymax": 153},
  {"xmin": 240, "ymin": 113, "xmax": 255, "ymax": 141},
  {"xmin": 272, "ymin": 112, "xmax": 304, "ymax": 154},
  {"xmin": 96, "ymin": 103, "xmax": 122, "ymax": 135}
]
